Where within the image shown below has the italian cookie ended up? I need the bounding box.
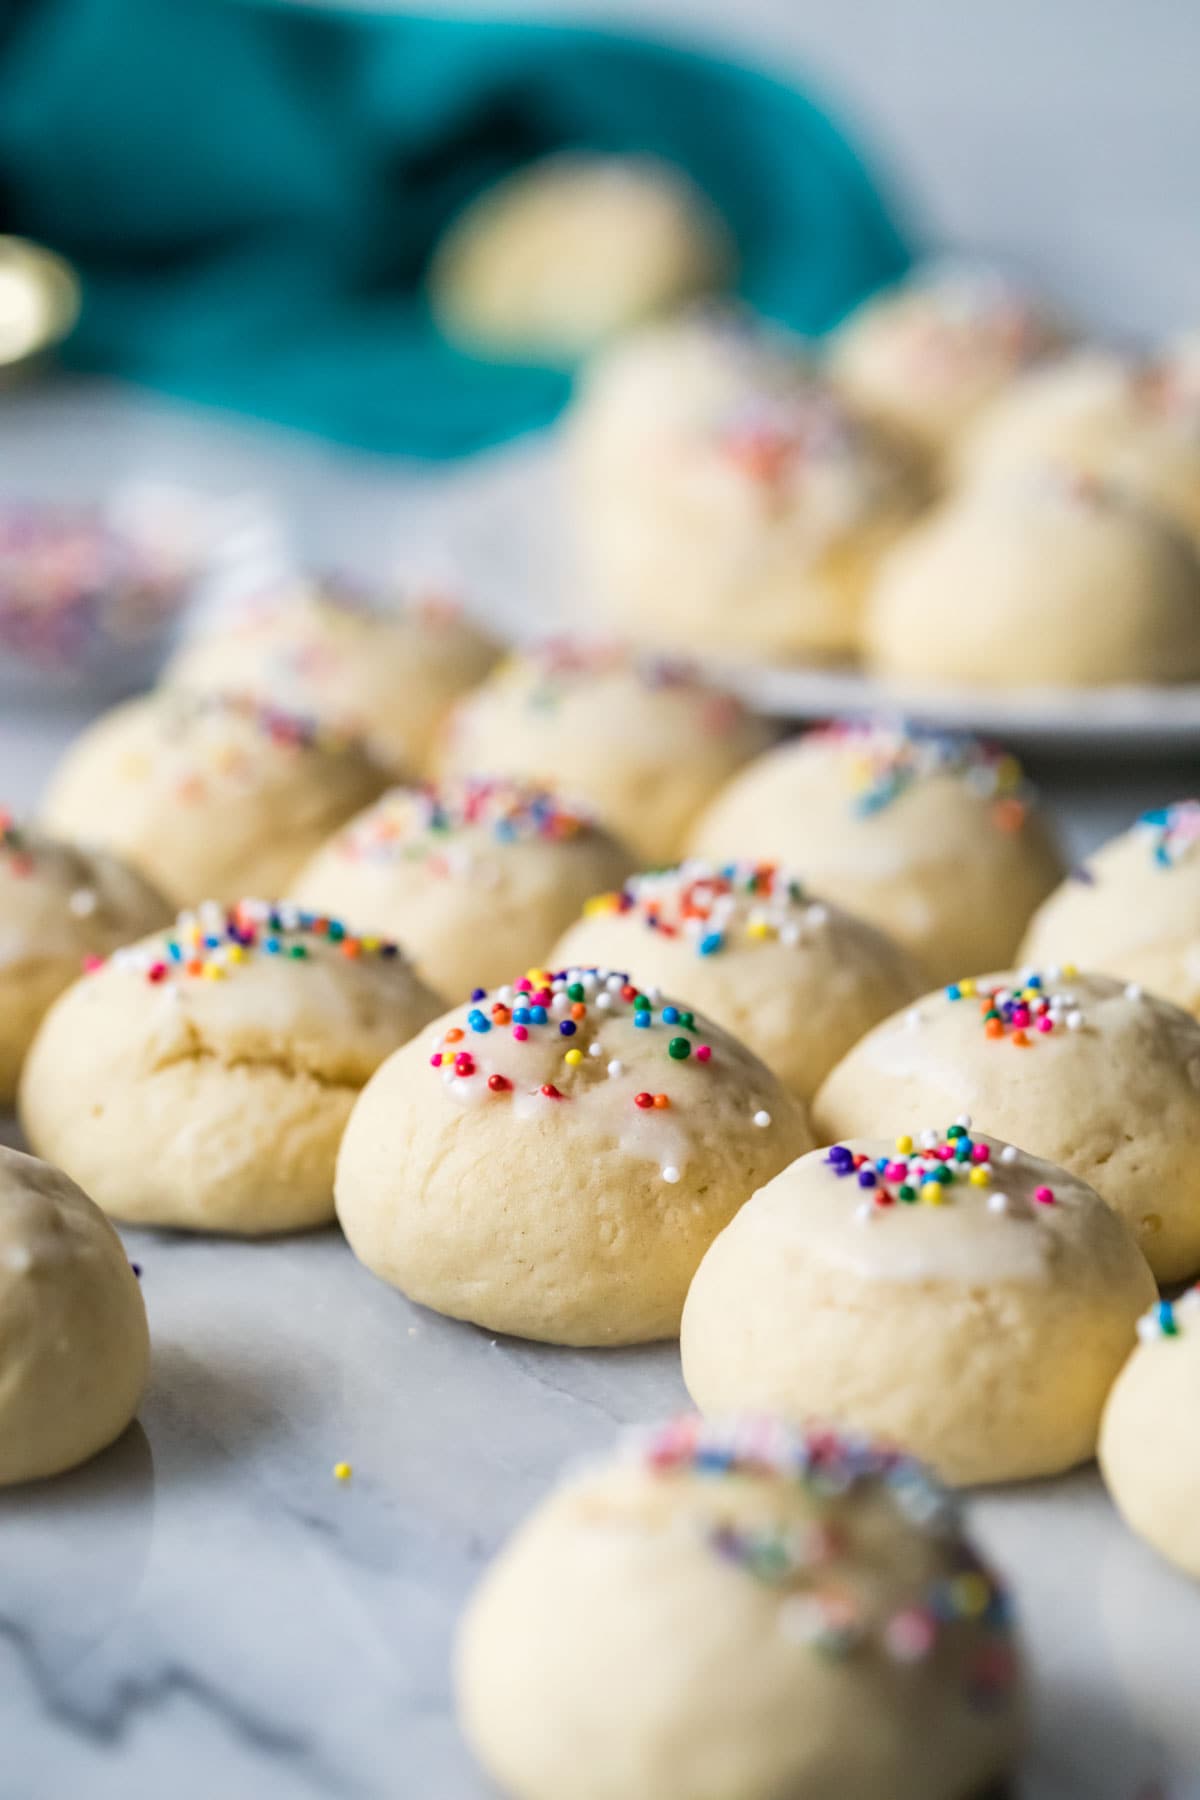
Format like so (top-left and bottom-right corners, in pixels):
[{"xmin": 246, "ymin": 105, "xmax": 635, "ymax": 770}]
[
  {"xmin": 42, "ymin": 690, "xmax": 388, "ymax": 906},
  {"xmin": 682, "ymin": 1127, "xmax": 1155, "ymax": 1485},
  {"xmin": 165, "ymin": 577, "xmax": 499, "ymax": 774},
  {"xmin": 336, "ymin": 966, "xmax": 812, "ymax": 1344},
  {"xmin": 289, "ymin": 777, "xmax": 633, "ymax": 1000},
  {"xmin": 0, "ymin": 811, "xmax": 169, "ymax": 1104},
  {"xmin": 687, "ymin": 720, "xmax": 1062, "ymax": 984},
  {"xmin": 827, "ymin": 263, "xmax": 1065, "ymax": 458},
  {"xmin": 549, "ymin": 860, "xmax": 923, "ymax": 1102},
  {"xmin": 19, "ymin": 901, "xmax": 443, "ymax": 1235},
  {"xmin": 814, "ymin": 967, "xmax": 1200, "ymax": 1282},
  {"xmin": 1020, "ymin": 803, "xmax": 1200, "ymax": 1016},
  {"xmin": 428, "ymin": 154, "xmax": 732, "ymax": 362},
  {"xmin": 457, "ymin": 1413, "xmax": 1022, "ymax": 1800},
  {"xmin": 864, "ymin": 473, "xmax": 1200, "ymax": 688},
  {"xmin": 434, "ymin": 641, "xmax": 772, "ymax": 863},
  {"xmin": 0, "ymin": 1146, "xmax": 149, "ymax": 1486},
  {"xmin": 1099, "ymin": 1286, "xmax": 1200, "ymax": 1578}
]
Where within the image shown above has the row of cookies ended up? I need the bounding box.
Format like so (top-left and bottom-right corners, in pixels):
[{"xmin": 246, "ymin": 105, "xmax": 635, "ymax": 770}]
[{"xmin": 567, "ymin": 271, "xmax": 1200, "ymax": 686}]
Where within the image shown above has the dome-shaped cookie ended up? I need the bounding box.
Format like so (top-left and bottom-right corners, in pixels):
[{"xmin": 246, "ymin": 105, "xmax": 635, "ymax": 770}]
[
  {"xmin": 428, "ymin": 154, "xmax": 732, "ymax": 362},
  {"xmin": 828, "ymin": 264, "xmax": 1064, "ymax": 457},
  {"xmin": 434, "ymin": 641, "xmax": 772, "ymax": 864},
  {"xmin": 457, "ymin": 1413, "xmax": 1022, "ymax": 1800},
  {"xmin": 42, "ymin": 691, "xmax": 388, "ymax": 906},
  {"xmin": 952, "ymin": 350, "xmax": 1142, "ymax": 491},
  {"xmin": 0, "ymin": 1146, "xmax": 149, "ymax": 1485},
  {"xmin": 683, "ymin": 1128, "xmax": 1154, "ymax": 1485},
  {"xmin": 1100, "ymin": 1286, "xmax": 1200, "ymax": 1578},
  {"xmin": 289, "ymin": 778, "xmax": 633, "ymax": 1000},
  {"xmin": 166, "ymin": 578, "xmax": 499, "ymax": 774},
  {"xmin": 19, "ymin": 900, "xmax": 443, "ymax": 1234},
  {"xmin": 815, "ymin": 967, "xmax": 1200, "ymax": 1282},
  {"xmin": 1020, "ymin": 803, "xmax": 1200, "ymax": 1016},
  {"xmin": 0, "ymin": 811, "xmax": 169, "ymax": 1102},
  {"xmin": 336, "ymin": 965, "xmax": 812, "ymax": 1345},
  {"xmin": 550, "ymin": 860, "xmax": 923, "ymax": 1101},
  {"xmin": 687, "ymin": 721, "xmax": 1062, "ymax": 984},
  {"xmin": 864, "ymin": 475, "xmax": 1200, "ymax": 687}
]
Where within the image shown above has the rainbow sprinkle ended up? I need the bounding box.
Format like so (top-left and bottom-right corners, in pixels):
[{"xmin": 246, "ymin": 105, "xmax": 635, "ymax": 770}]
[
  {"xmin": 1139, "ymin": 803, "xmax": 1200, "ymax": 869},
  {"xmin": 715, "ymin": 384, "xmax": 873, "ymax": 489},
  {"xmin": 1136, "ymin": 1287, "xmax": 1200, "ymax": 1343},
  {"xmin": 945, "ymin": 969, "xmax": 1083, "ymax": 1046},
  {"xmin": 813, "ymin": 720, "xmax": 1031, "ymax": 828},
  {"xmin": 160, "ymin": 690, "xmax": 365, "ymax": 759},
  {"xmin": 583, "ymin": 860, "xmax": 816, "ymax": 956},
  {"xmin": 103, "ymin": 899, "xmax": 401, "ymax": 984},
  {"xmin": 518, "ymin": 639, "xmax": 747, "ymax": 738},
  {"xmin": 827, "ymin": 1125, "xmax": 1054, "ymax": 1215},
  {"xmin": 333, "ymin": 778, "xmax": 594, "ymax": 866}
]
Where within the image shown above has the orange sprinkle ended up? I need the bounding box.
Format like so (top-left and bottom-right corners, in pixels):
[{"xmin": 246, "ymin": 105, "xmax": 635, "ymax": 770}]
[
  {"xmin": 652, "ymin": 1093, "xmax": 670, "ymax": 1109},
  {"xmin": 985, "ymin": 1019, "xmax": 1004, "ymax": 1039},
  {"xmin": 570, "ymin": 1002, "xmax": 586, "ymax": 1020},
  {"xmin": 1011, "ymin": 1029, "xmax": 1030, "ymax": 1047},
  {"xmin": 340, "ymin": 940, "xmax": 361, "ymax": 959},
  {"xmin": 444, "ymin": 1027, "xmax": 465, "ymax": 1043}
]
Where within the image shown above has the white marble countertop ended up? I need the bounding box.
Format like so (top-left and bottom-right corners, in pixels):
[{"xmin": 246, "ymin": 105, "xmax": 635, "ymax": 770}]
[{"xmin": 3, "ymin": 384, "xmax": 1200, "ymax": 1800}]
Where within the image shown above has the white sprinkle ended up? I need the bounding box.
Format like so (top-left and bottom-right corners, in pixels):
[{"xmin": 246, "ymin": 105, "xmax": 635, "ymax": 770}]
[
  {"xmin": 1066, "ymin": 1010, "xmax": 1084, "ymax": 1030},
  {"xmin": 551, "ymin": 992, "xmax": 570, "ymax": 1015},
  {"xmin": 662, "ymin": 1166, "xmax": 681, "ymax": 1184},
  {"xmin": 607, "ymin": 1060, "xmax": 624, "ymax": 1078},
  {"xmin": 987, "ymin": 1192, "xmax": 1011, "ymax": 1215},
  {"xmin": 1125, "ymin": 982, "xmax": 1143, "ymax": 1001},
  {"xmin": 806, "ymin": 905, "xmax": 828, "ymax": 928},
  {"xmin": 919, "ymin": 1129, "xmax": 939, "ymax": 1149},
  {"xmin": 1136, "ymin": 1314, "xmax": 1161, "ymax": 1344},
  {"xmin": 646, "ymin": 984, "xmax": 662, "ymax": 1003},
  {"xmin": 904, "ymin": 1009, "xmax": 922, "ymax": 1030},
  {"xmin": 497, "ymin": 985, "xmax": 513, "ymax": 1005},
  {"xmin": 588, "ymin": 1040, "xmax": 603, "ymax": 1058},
  {"xmin": 606, "ymin": 975, "xmax": 624, "ymax": 993},
  {"xmin": 753, "ymin": 1110, "xmax": 771, "ymax": 1128},
  {"xmin": 596, "ymin": 992, "xmax": 612, "ymax": 1010},
  {"xmin": 854, "ymin": 1200, "xmax": 877, "ymax": 1224},
  {"xmin": 780, "ymin": 923, "xmax": 801, "ymax": 948},
  {"xmin": 1000, "ymin": 1145, "xmax": 1018, "ymax": 1165},
  {"xmin": 68, "ymin": 887, "xmax": 98, "ymax": 917},
  {"xmin": 954, "ymin": 1113, "xmax": 972, "ymax": 1130}
]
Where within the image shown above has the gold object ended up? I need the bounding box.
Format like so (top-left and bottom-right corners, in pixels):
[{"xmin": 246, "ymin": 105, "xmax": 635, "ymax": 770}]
[{"xmin": 0, "ymin": 235, "xmax": 81, "ymax": 371}]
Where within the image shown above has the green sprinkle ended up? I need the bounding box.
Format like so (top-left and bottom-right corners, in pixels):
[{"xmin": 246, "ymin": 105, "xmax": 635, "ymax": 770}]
[{"xmin": 668, "ymin": 1036, "xmax": 692, "ymax": 1060}]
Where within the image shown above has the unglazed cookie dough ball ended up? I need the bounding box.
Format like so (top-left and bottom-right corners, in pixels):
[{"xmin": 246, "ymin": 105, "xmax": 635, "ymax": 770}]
[
  {"xmin": 0, "ymin": 812, "xmax": 169, "ymax": 1104},
  {"xmin": 289, "ymin": 778, "xmax": 633, "ymax": 1000},
  {"xmin": 20, "ymin": 900, "xmax": 443, "ymax": 1235},
  {"xmin": 815, "ymin": 968, "xmax": 1200, "ymax": 1283},
  {"xmin": 0, "ymin": 1146, "xmax": 149, "ymax": 1486},
  {"xmin": 42, "ymin": 691, "xmax": 388, "ymax": 907},
  {"xmin": 828, "ymin": 264, "xmax": 1064, "ymax": 457},
  {"xmin": 457, "ymin": 1414, "xmax": 1023, "ymax": 1800},
  {"xmin": 1021, "ymin": 803, "xmax": 1200, "ymax": 1017},
  {"xmin": 336, "ymin": 966, "xmax": 812, "ymax": 1345},
  {"xmin": 864, "ymin": 475, "xmax": 1200, "ymax": 688},
  {"xmin": 684, "ymin": 1128, "xmax": 1154, "ymax": 1485},
  {"xmin": 1100, "ymin": 1285, "xmax": 1200, "ymax": 1578},
  {"xmin": 428, "ymin": 154, "xmax": 732, "ymax": 362},
  {"xmin": 550, "ymin": 861, "xmax": 923, "ymax": 1102},
  {"xmin": 688, "ymin": 721, "xmax": 1062, "ymax": 984},
  {"xmin": 165, "ymin": 578, "xmax": 499, "ymax": 775},
  {"xmin": 434, "ymin": 642, "xmax": 772, "ymax": 864}
]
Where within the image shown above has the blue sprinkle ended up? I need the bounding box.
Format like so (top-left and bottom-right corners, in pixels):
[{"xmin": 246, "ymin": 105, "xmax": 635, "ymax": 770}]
[
  {"xmin": 512, "ymin": 1007, "xmax": 531, "ymax": 1025},
  {"xmin": 471, "ymin": 987, "xmax": 487, "ymax": 1002},
  {"xmin": 857, "ymin": 1168, "xmax": 876, "ymax": 1189},
  {"xmin": 946, "ymin": 983, "xmax": 961, "ymax": 1001},
  {"xmin": 468, "ymin": 1010, "xmax": 491, "ymax": 1034},
  {"xmin": 530, "ymin": 1005, "xmax": 548, "ymax": 1025},
  {"xmin": 265, "ymin": 937, "xmax": 281, "ymax": 954},
  {"xmin": 699, "ymin": 932, "xmax": 723, "ymax": 956},
  {"xmin": 662, "ymin": 1005, "xmax": 680, "ymax": 1024},
  {"xmin": 559, "ymin": 1020, "xmax": 576, "ymax": 1037},
  {"xmin": 634, "ymin": 1012, "xmax": 650, "ymax": 1028}
]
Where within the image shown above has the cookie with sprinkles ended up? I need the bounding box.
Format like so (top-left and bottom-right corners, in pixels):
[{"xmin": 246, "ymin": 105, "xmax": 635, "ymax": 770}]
[
  {"xmin": 1101, "ymin": 1280, "xmax": 1200, "ymax": 1578},
  {"xmin": 457, "ymin": 1411, "xmax": 1022, "ymax": 1800},
  {"xmin": 688, "ymin": 720, "xmax": 1063, "ymax": 985},
  {"xmin": 433, "ymin": 639, "xmax": 773, "ymax": 863},
  {"xmin": 335, "ymin": 965, "xmax": 811, "ymax": 1345},
  {"xmin": 549, "ymin": 859, "xmax": 922, "ymax": 1101},
  {"xmin": 289, "ymin": 777, "xmax": 633, "ymax": 999},
  {"xmin": 166, "ymin": 575, "xmax": 499, "ymax": 775},
  {"xmin": 683, "ymin": 1130, "xmax": 1153, "ymax": 1484},
  {"xmin": 19, "ymin": 900, "xmax": 442, "ymax": 1234},
  {"xmin": 42, "ymin": 689, "xmax": 389, "ymax": 906},
  {"xmin": 1021, "ymin": 802, "xmax": 1200, "ymax": 1019},
  {"xmin": 815, "ymin": 968, "xmax": 1200, "ymax": 1283},
  {"xmin": 0, "ymin": 814, "xmax": 169, "ymax": 1103}
]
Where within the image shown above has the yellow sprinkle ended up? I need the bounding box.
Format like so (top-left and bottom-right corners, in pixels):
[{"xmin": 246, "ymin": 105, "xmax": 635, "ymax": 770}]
[
  {"xmin": 583, "ymin": 891, "xmax": 619, "ymax": 917},
  {"xmin": 227, "ymin": 945, "xmax": 246, "ymax": 963},
  {"xmin": 746, "ymin": 920, "xmax": 771, "ymax": 940},
  {"xmin": 951, "ymin": 1572, "xmax": 991, "ymax": 1617},
  {"xmin": 362, "ymin": 937, "xmax": 380, "ymax": 952},
  {"xmin": 921, "ymin": 1181, "xmax": 946, "ymax": 1205},
  {"xmin": 526, "ymin": 967, "xmax": 550, "ymax": 985},
  {"xmin": 333, "ymin": 1461, "xmax": 352, "ymax": 1482},
  {"xmin": 968, "ymin": 1166, "xmax": 991, "ymax": 1187},
  {"xmin": 959, "ymin": 978, "xmax": 976, "ymax": 998},
  {"xmin": 895, "ymin": 1134, "xmax": 913, "ymax": 1155},
  {"xmin": 563, "ymin": 1048, "xmax": 583, "ymax": 1067},
  {"xmin": 1062, "ymin": 962, "xmax": 1077, "ymax": 978},
  {"xmin": 996, "ymin": 755, "xmax": 1021, "ymax": 792},
  {"xmin": 202, "ymin": 964, "xmax": 226, "ymax": 981}
]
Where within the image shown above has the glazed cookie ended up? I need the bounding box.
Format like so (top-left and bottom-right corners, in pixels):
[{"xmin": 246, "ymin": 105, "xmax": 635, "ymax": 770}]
[
  {"xmin": 336, "ymin": 966, "xmax": 812, "ymax": 1344},
  {"xmin": 457, "ymin": 1414, "xmax": 1022, "ymax": 1800},
  {"xmin": 1100, "ymin": 1286, "xmax": 1200, "ymax": 1578},
  {"xmin": 289, "ymin": 778, "xmax": 633, "ymax": 999},
  {"xmin": 19, "ymin": 901, "xmax": 443, "ymax": 1234},
  {"xmin": 687, "ymin": 721, "xmax": 1062, "ymax": 984},
  {"xmin": 166, "ymin": 578, "xmax": 499, "ymax": 774},
  {"xmin": 434, "ymin": 641, "xmax": 772, "ymax": 863},
  {"xmin": 428, "ymin": 154, "xmax": 731, "ymax": 362},
  {"xmin": 683, "ymin": 1128, "xmax": 1154, "ymax": 1485},
  {"xmin": 827, "ymin": 264, "xmax": 1064, "ymax": 457},
  {"xmin": 952, "ymin": 350, "xmax": 1144, "ymax": 492},
  {"xmin": 42, "ymin": 691, "xmax": 388, "ymax": 906},
  {"xmin": 0, "ymin": 1146, "xmax": 149, "ymax": 1486},
  {"xmin": 549, "ymin": 861, "xmax": 923, "ymax": 1101},
  {"xmin": 815, "ymin": 968, "xmax": 1200, "ymax": 1282},
  {"xmin": 864, "ymin": 474, "xmax": 1200, "ymax": 688},
  {"xmin": 1020, "ymin": 803, "xmax": 1200, "ymax": 1016},
  {"xmin": 0, "ymin": 811, "xmax": 169, "ymax": 1103}
]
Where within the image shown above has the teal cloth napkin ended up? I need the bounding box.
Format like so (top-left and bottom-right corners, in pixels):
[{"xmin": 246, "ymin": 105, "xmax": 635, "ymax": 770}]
[{"xmin": 0, "ymin": 0, "xmax": 910, "ymax": 456}]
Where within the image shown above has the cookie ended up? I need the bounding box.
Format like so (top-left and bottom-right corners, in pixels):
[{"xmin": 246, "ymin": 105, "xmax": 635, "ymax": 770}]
[{"xmin": 1100, "ymin": 1286, "xmax": 1200, "ymax": 1578}]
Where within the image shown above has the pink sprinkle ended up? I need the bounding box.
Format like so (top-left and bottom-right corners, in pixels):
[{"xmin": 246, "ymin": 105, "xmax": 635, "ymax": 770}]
[
  {"xmin": 512, "ymin": 1024, "xmax": 529, "ymax": 1041},
  {"xmin": 696, "ymin": 1044, "xmax": 712, "ymax": 1062},
  {"xmin": 515, "ymin": 978, "xmax": 532, "ymax": 993},
  {"xmin": 1036, "ymin": 1016, "xmax": 1054, "ymax": 1033},
  {"xmin": 532, "ymin": 987, "xmax": 552, "ymax": 1005},
  {"xmin": 1012, "ymin": 1006, "xmax": 1031, "ymax": 1028},
  {"xmin": 934, "ymin": 1144, "xmax": 954, "ymax": 1161},
  {"xmin": 83, "ymin": 953, "xmax": 104, "ymax": 974},
  {"xmin": 147, "ymin": 962, "xmax": 168, "ymax": 984},
  {"xmin": 885, "ymin": 1160, "xmax": 907, "ymax": 1181},
  {"xmin": 1034, "ymin": 1185, "xmax": 1055, "ymax": 1206},
  {"xmin": 971, "ymin": 1144, "xmax": 990, "ymax": 1163},
  {"xmin": 430, "ymin": 1053, "xmax": 443, "ymax": 1067}
]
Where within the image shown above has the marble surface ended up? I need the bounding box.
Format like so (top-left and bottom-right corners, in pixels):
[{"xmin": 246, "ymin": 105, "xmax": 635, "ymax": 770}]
[{"xmin": 4, "ymin": 386, "xmax": 1200, "ymax": 1800}]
